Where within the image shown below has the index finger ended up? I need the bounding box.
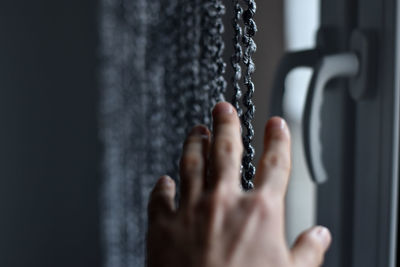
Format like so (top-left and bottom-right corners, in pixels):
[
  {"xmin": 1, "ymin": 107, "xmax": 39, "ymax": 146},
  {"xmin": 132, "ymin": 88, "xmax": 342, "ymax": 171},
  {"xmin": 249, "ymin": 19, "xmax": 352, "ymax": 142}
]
[{"xmin": 254, "ymin": 117, "xmax": 291, "ymax": 197}]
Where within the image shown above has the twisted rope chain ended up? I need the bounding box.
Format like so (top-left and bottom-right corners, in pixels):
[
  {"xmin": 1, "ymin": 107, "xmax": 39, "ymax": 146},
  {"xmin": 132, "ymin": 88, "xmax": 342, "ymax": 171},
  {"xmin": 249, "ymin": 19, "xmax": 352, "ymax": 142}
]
[
  {"xmin": 231, "ymin": 0, "xmax": 243, "ymax": 118},
  {"xmin": 213, "ymin": 1, "xmax": 227, "ymax": 106},
  {"xmin": 201, "ymin": 0, "xmax": 227, "ymax": 116},
  {"xmin": 241, "ymin": 0, "xmax": 257, "ymax": 190},
  {"xmin": 230, "ymin": 0, "xmax": 246, "ymax": 189}
]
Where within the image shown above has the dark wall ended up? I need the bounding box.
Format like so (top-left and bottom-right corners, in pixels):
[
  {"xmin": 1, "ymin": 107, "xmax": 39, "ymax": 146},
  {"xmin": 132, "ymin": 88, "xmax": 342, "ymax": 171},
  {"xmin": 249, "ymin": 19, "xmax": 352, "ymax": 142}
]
[{"xmin": 0, "ymin": 1, "xmax": 101, "ymax": 267}]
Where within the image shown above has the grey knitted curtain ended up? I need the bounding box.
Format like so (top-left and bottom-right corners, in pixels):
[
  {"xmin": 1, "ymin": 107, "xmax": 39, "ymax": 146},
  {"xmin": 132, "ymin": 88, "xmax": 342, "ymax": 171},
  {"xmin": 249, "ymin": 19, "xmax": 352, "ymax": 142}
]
[{"xmin": 99, "ymin": 0, "xmax": 256, "ymax": 266}]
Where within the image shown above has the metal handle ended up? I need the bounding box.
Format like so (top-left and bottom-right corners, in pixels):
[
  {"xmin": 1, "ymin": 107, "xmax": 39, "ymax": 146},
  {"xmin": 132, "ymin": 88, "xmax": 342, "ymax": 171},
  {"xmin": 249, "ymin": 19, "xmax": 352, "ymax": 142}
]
[
  {"xmin": 270, "ymin": 49, "xmax": 321, "ymax": 117},
  {"xmin": 270, "ymin": 29, "xmax": 374, "ymax": 184},
  {"xmin": 302, "ymin": 53, "xmax": 360, "ymax": 183}
]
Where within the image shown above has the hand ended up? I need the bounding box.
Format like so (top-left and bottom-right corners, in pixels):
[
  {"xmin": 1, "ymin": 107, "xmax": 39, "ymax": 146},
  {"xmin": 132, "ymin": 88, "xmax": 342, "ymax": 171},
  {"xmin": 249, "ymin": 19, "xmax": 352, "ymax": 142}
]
[{"xmin": 146, "ymin": 102, "xmax": 331, "ymax": 267}]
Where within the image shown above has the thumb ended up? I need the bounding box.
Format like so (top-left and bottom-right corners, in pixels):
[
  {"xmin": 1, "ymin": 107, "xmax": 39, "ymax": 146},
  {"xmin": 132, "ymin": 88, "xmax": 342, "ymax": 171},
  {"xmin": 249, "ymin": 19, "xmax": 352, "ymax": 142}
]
[{"xmin": 291, "ymin": 226, "xmax": 332, "ymax": 267}]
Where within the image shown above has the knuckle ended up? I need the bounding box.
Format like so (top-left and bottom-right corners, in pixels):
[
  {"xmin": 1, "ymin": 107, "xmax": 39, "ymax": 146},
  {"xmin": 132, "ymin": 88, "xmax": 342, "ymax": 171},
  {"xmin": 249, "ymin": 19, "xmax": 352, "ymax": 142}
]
[
  {"xmin": 203, "ymin": 190, "xmax": 232, "ymax": 230},
  {"xmin": 217, "ymin": 137, "xmax": 235, "ymax": 154},
  {"xmin": 251, "ymin": 192, "xmax": 282, "ymax": 218},
  {"xmin": 210, "ymin": 188, "xmax": 225, "ymax": 205},
  {"xmin": 181, "ymin": 152, "xmax": 202, "ymax": 170},
  {"xmin": 262, "ymin": 152, "xmax": 291, "ymax": 172},
  {"xmin": 201, "ymin": 194, "xmax": 221, "ymax": 224},
  {"xmin": 267, "ymin": 153, "xmax": 280, "ymax": 167},
  {"xmin": 252, "ymin": 192, "xmax": 267, "ymax": 207},
  {"xmin": 215, "ymin": 136, "xmax": 242, "ymax": 157},
  {"xmin": 208, "ymin": 187, "xmax": 230, "ymax": 210},
  {"xmin": 252, "ymin": 193, "xmax": 274, "ymax": 215}
]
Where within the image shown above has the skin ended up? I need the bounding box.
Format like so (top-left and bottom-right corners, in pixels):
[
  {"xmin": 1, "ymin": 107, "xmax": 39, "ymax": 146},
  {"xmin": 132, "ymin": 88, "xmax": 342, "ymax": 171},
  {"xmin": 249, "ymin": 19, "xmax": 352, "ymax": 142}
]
[{"xmin": 147, "ymin": 102, "xmax": 331, "ymax": 267}]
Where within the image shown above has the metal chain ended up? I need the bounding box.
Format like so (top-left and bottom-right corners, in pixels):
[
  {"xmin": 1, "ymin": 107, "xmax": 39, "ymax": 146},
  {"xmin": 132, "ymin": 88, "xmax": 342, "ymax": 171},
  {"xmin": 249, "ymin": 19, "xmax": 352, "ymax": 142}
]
[
  {"xmin": 231, "ymin": 0, "xmax": 243, "ymax": 118},
  {"xmin": 241, "ymin": 0, "xmax": 257, "ymax": 190}
]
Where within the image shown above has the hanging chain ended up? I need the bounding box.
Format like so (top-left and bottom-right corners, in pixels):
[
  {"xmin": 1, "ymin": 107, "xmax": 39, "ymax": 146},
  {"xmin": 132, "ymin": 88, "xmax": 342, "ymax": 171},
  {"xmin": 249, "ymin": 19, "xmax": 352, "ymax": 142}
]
[
  {"xmin": 231, "ymin": 0, "xmax": 243, "ymax": 118},
  {"xmin": 213, "ymin": 1, "xmax": 227, "ymax": 105},
  {"xmin": 241, "ymin": 0, "xmax": 257, "ymax": 190}
]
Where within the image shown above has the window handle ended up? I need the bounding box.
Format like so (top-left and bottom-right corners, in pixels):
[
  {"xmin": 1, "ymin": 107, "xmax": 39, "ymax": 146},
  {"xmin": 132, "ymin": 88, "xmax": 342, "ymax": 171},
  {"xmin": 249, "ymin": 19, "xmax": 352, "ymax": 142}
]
[
  {"xmin": 270, "ymin": 29, "xmax": 376, "ymax": 184},
  {"xmin": 270, "ymin": 49, "xmax": 321, "ymax": 117},
  {"xmin": 303, "ymin": 53, "xmax": 359, "ymax": 183}
]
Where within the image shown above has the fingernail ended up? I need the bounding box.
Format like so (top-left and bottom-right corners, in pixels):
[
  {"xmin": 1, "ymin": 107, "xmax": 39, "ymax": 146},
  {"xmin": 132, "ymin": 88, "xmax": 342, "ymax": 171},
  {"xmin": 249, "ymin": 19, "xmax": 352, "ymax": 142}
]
[
  {"xmin": 314, "ymin": 226, "xmax": 331, "ymax": 250},
  {"xmin": 267, "ymin": 117, "xmax": 286, "ymax": 130},
  {"xmin": 191, "ymin": 125, "xmax": 209, "ymax": 136},
  {"xmin": 158, "ymin": 176, "xmax": 173, "ymax": 187},
  {"xmin": 212, "ymin": 102, "xmax": 234, "ymax": 116}
]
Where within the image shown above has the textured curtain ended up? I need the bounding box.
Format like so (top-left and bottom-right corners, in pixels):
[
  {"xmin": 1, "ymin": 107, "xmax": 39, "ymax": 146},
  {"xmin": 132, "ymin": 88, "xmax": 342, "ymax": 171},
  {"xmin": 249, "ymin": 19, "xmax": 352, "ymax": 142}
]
[{"xmin": 99, "ymin": 0, "xmax": 227, "ymax": 266}]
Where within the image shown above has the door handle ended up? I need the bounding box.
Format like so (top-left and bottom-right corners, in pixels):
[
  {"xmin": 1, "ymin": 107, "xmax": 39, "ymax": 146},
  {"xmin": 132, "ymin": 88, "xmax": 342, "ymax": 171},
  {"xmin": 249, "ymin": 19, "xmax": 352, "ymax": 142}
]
[{"xmin": 270, "ymin": 29, "xmax": 376, "ymax": 184}]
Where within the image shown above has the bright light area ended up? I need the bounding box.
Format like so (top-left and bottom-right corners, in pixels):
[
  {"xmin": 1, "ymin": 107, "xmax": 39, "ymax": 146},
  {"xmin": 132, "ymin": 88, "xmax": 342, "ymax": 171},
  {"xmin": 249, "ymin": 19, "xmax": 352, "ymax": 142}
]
[{"xmin": 283, "ymin": 0, "xmax": 320, "ymax": 245}]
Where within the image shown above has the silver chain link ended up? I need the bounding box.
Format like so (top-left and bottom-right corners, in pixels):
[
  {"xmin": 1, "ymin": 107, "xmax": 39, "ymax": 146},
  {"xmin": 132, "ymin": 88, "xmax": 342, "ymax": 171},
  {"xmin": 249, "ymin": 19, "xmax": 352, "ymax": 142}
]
[{"xmin": 241, "ymin": 0, "xmax": 257, "ymax": 190}]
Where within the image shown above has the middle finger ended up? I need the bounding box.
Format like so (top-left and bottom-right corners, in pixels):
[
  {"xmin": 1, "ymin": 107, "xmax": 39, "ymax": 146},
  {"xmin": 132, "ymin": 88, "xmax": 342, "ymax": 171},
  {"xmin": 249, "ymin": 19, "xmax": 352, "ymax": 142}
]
[{"xmin": 209, "ymin": 102, "xmax": 243, "ymax": 193}]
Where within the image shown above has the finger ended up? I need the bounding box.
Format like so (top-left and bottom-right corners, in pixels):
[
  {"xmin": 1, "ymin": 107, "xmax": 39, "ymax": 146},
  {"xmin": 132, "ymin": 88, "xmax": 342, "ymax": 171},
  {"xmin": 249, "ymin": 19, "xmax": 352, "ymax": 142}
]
[
  {"xmin": 291, "ymin": 226, "xmax": 332, "ymax": 267},
  {"xmin": 179, "ymin": 125, "xmax": 211, "ymax": 210},
  {"xmin": 148, "ymin": 176, "xmax": 176, "ymax": 223},
  {"xmin": 254, "ymin": 117, "xmax": 291, "ymax": 197},
  {"xmin": 209, "ymin": 102, "xmax": 243, "ymax": 192}
]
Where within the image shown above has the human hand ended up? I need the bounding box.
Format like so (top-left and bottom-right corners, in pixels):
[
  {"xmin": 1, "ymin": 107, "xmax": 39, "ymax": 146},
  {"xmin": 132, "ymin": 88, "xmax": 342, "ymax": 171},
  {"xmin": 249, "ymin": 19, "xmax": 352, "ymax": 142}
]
[{"xmin": 146, "ymin": 102, "xmax": 331, "ymax": 267}]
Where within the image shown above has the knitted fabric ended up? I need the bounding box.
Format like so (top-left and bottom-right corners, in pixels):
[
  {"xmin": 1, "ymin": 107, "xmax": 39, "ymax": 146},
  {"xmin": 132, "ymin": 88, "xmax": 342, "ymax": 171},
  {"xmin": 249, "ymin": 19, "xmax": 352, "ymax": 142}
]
[{"xmin": 99, "ymin": 0, "xmax": 227, "ymax": 265}]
